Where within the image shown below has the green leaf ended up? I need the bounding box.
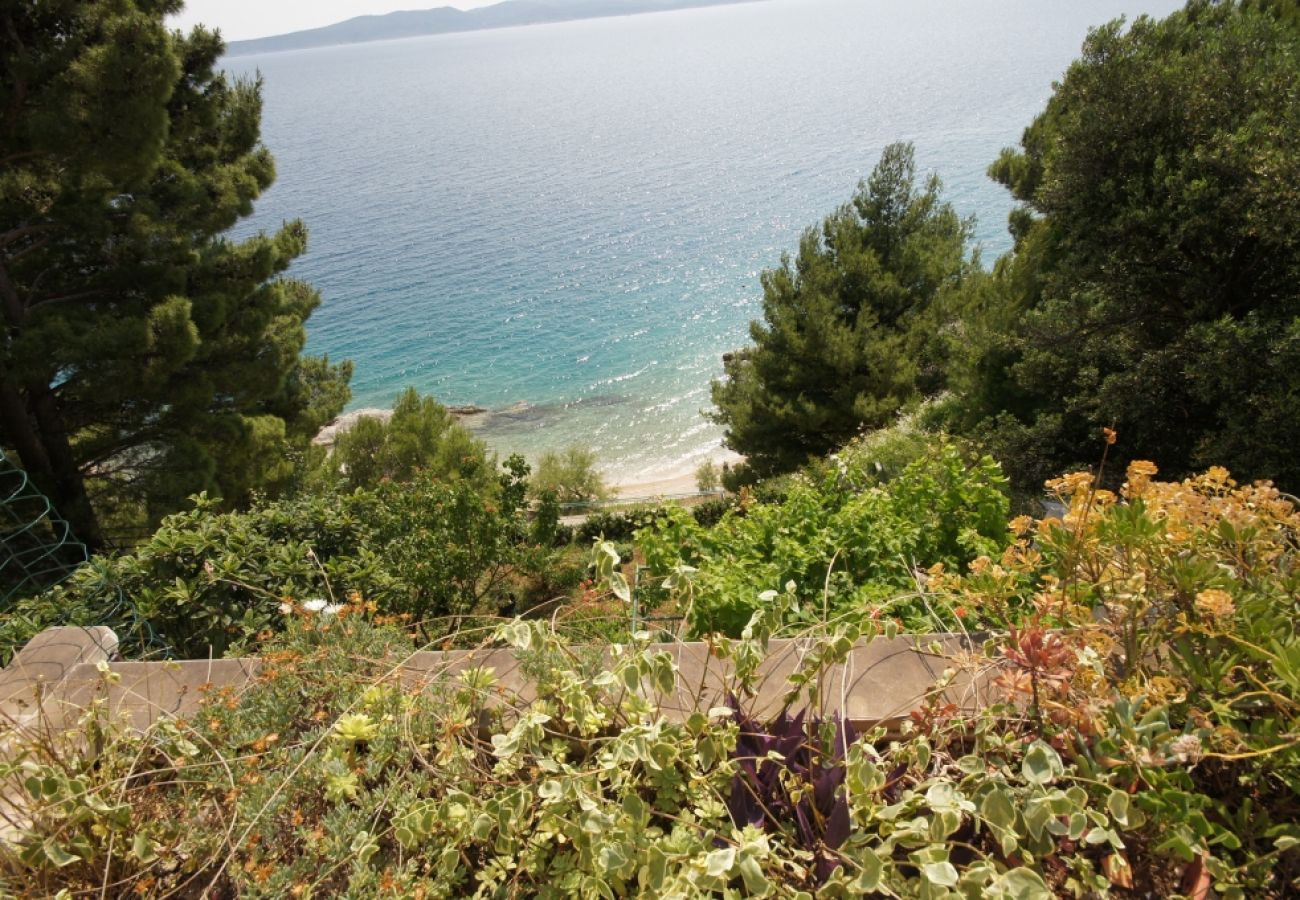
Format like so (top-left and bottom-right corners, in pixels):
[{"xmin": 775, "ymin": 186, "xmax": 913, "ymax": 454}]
[
  {"xmin": 42, "ymin": 842, "xmax": 80, "ymax": 868},
  {"xmin": 705, "ymin": 847, "xmax": 735, "ymax": 878},
  {"xmin": 738, "ymin": 856, "xmax": 770, "ymax": 894},
  {"xmin": 609, "ymin": 571, "xmax": 631, "ymax": 604},
  {"xmin": 1021, "ymin": 741, "xmax": 1063, "ymax": 786},
  {"xmin": 646, "ymin": 846, "xmax": 668, "ymax": 891},
  {"xmin": 351, "ymin": 831, "xmax": 379, "ymax": 867},
  {"xmin": 131, "ymin": 832, "xmax": 157, "ymax": 864},
  {"xmin": 852, "ymin": 847, "xmax": 884, "ymax": 892},
  {"xmin": 987, "ymin": 868, "xmax": 1053, "ymax": 900},
  {"xmin": 598, "ymin": 843, "xmax": 628, "ymax": 874},
  {"xmin": 922, "ymin": 861, "xmax": 959, "ymax": 887},
  {"xmin": 1107, "ymin": 790, "xmax": 1131, "ymax": 827},
  {"xmin": 1067, "ymin": 812, "xmax": 1088, "ymax": 841},
  {"xmin": 982, "ymin": 788, "xmax": 1016, "ymax": 830},
  {"xmin": 652, "ymin": 658, "xmax": 676, "ymax": 694}
]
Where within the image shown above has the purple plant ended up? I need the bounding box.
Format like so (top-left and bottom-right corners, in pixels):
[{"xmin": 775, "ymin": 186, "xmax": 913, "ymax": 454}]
[{"xmin": 725, "ymin": 701, "xmax": 856, "ymax": 882}]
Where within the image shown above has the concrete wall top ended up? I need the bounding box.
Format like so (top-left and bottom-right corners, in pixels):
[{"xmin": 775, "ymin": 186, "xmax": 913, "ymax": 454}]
[{"xmin": 0, "ymin": 627, "xmax": 999, "ymax": 747}]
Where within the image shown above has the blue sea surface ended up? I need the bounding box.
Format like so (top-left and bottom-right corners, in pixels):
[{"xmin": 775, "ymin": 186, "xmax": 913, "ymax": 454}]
[{"xmin": 226, "ymin": 0, "xmax": 1182, "ymax": 481}]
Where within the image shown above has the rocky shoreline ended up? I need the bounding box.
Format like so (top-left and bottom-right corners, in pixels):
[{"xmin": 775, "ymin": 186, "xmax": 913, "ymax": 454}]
[{"xmin": 311, "ymin": 404, "xmax": 488, "ymax": 449}]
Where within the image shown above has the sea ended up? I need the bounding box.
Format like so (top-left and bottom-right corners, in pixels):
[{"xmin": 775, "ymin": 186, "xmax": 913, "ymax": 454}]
[{"xmin": 225, "ymin": 0, "xmax": 1183, "ymax": 483}]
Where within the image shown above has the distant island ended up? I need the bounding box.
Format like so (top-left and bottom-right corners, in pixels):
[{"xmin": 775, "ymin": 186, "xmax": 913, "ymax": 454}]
[{"xmin": 226, "ymin": 0, "xmax": 764, "ymax": 56}]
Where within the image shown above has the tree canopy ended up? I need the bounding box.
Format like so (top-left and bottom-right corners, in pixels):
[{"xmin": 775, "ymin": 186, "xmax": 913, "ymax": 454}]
[
  {"xmin": 710, "ymin": 143, "xmax": 973, "ymax": 478},
  {"xmin": 528, "ymin": 445, "xmax": 610, "ymax": 505},
  {"xmin": 320, "ymin": 388, "xmax": 491, "ymax": 492},
  {"xmin": 952, "ymin": 0, "xmax": 1300, "ymax": 490},
  {"xmin": 0, "ymin": 1, "xmax": 350, "ymax": 547}
]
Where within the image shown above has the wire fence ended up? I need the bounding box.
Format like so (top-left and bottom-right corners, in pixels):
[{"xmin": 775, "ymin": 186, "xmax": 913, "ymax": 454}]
[
  {"xmin": 0, "ymin": 450, "xmax": 173, "ymax": 661},
  {"xmin": 557, "ymin": 489, "xmax": 726, "ymax": 514},
  {"xmin": 0, "ymin": 448, "xmax": 88, "ymax": 608}
]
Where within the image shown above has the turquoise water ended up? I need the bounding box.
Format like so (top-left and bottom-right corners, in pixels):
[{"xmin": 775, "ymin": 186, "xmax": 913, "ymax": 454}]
[{"xmin": 227, "ymin": 0, "xmax": 1181, "ymax": 481}]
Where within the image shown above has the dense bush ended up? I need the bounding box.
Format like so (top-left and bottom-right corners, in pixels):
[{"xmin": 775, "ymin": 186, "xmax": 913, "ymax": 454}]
[
  {"xmin": 315, "ymin": 387, "xmax": 492, "ymax": 492},
  {"xmin": 568, "ymin": 498, "xmax": 738, "ymax": 546},
  {"xmin": 5, "ymin": 461, "xmax": 1298, "ymax": 897},
  {"xmin": 638, "ymin": 442, "xmax": 1011, "ymax": 635},
  {"xmin": 949, "ymin": 0, "xmax": 1300, "ymax": 492},
  {"xmin": 529, "ymin": 446, "xmax": 610, "ymax": 505},
  {"xmin": 575, "ymin": 504, "xmax": 667, "ymax": 545},
  {"xmin": 0, "ymin": 458, "xmax": 570, "ymax": 660}
]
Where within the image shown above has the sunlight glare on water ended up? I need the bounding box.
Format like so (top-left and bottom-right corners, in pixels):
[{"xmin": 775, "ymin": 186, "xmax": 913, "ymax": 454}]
[{"xmin": 227, "ymin": 0, "xmax": 1182, "ymax": 481}]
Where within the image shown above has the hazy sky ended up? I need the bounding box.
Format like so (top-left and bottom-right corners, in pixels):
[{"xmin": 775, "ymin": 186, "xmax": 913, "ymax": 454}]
[{"xmin": 170, "ymin": 1, "xmax": 506, "ymax": 42}]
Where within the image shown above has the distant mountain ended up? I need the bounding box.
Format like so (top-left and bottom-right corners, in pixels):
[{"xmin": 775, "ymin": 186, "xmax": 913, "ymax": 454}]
[{"xmin": 225, "ymin": 0, "xmax": 762, "ymax": 56}]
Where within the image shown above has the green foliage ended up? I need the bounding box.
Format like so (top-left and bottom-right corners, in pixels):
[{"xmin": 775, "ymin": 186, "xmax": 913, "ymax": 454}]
[
  {"xmin": 694, "ymin": 460, "xmax": 721, "ymax": 493},
  {"xmin": 529, "ymin": 445, "xmax": 610, "ymax": 505},
  {"xmin": 0, "ymin": 457, "xmax": 559, "ymax": 659},
  {"xmin": 317, "ymin": 388, "xmax": 491, "ymax": 491},
  {"xmin": 952, "ymin": 0, "xmax": 1300, "ymax": 491},
  {"xmin": 0, "ymin": 3, "xmax": 350, "ymax": 546},
  {"xmin": 639, "ymin": 442, "xmax": 1010, "ymax": 635},
  {"xmin": 567, "ymin": 499, "xmax": 738, "ymax": 547},
  {"xmin": 5, "ymin": 463, "xmax": 1300, "ymax": 897},
  {"xmin": 575, "ymin": 504, "xmax": 667, "ymax": 545},
  {"xmin": 710, "ymin": 142, "xmax": 975, "ymax": 478}
]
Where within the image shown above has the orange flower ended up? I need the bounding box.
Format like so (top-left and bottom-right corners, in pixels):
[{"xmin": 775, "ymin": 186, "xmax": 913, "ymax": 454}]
[
  {"xmin": 1195, "ymin": 589, "xmax": 1235, "ymax": 619},
  {"xmin": 1127, "ymin": 460, "xmax": 1158, "ymax": 478},
  {"xmin": 1009, "ymin": 515, "xmax": 1035, "ymax": 536},
  {"xmin": 1103, "ymin": 426, "xmax": 1118, "ymax": 445}
]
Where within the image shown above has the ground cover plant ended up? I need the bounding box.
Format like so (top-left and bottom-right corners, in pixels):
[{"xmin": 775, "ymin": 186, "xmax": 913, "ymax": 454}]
[
  {"xmin": 637, "ymin": 441, "xmax": 1012, "ymax": 636},
  {"xmin": 3, "ymin": 459, "xmax": 1295, "ymax": 897},
  {"xmin": 0, "ymin": 456, "xmax": 584, "ymax": 661}
]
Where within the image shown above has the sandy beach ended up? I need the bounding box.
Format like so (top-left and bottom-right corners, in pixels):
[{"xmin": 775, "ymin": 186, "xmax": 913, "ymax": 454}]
[
  {"xmin": 314, "ymin": 407, "xmax": 741, "ymax": 498},
  {"xmin": 608, "ymin": 449, "xmax": 743, "ymax": 499}
]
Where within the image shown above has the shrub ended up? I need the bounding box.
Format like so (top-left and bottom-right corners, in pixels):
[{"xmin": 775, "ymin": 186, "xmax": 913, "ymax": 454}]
[
  {"xmin": 5, "ymin": 462, "xmax": 1299, "ymax": 897},
  {"xmin": 0, "ymin": 458, "xmax": 559, "ymax": 659},
  {"xmin": 574, "ymin": 504, "xmax": 666, "ymax": 545},
  {"xmin": 689, "ymin": 496, "xmax": 735, "ymax": 529},
  {"xmin": 529, "ymin": 446, "xmax": 610, "ymax": 505},
  {"xmin": 638, "ymin": 441, "xmax": 1011, "ymax": 636},
  {"xmin": 695, "ymin": 460, "xmax": 721, "ymax": 493},
  {"xmin": 317, "ymin": 387, "xmax": 491, "ymax": 492}
]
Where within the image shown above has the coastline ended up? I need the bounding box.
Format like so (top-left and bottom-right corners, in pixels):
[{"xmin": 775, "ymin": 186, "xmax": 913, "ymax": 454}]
[
  {"xmin": 608, "ymin": 449, "xmax": 742, "ymax": 499},
  {"xmin": 313, "ymin": 406, "xmax": 741, "ymax": 496}
]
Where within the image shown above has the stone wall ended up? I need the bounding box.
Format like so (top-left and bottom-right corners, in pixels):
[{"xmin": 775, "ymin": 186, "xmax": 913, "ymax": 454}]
[{"xmin": 0, "ymin": 626, "xmax": 997, "ymax": 745}]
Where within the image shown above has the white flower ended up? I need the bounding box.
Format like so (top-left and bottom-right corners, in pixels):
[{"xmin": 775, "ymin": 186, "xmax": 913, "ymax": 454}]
[
  {"xmin": 1170, "ymin": 734, "xmax": 1204, "ymax": 764},
  {"xmin": 322, "ymin": 603, "xmax": 344, "ymax": 617},
  {"xmin": 302, "ymin": 598, "xmax": 328, "ymax": 613},
  {"xmin": 279, "ymin": 601, "xmax": 294, "ymax": 615}
]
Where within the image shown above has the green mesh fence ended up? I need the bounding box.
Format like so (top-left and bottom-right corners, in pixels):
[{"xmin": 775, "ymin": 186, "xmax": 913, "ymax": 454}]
[
  {"xmin": 0, "ymin": 447, "xmax": 88, "ymax": 607},
  {"xmin": 0, "ymin": 449, "xmax": 173, "ymax": 661}
]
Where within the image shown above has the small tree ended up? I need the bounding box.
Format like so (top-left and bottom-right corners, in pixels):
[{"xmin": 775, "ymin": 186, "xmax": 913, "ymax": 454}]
[
  {"xmin": 323, "ymin": 388, "xmax": 490, "ymax": 491},
  {"xmin": 529, "ymin": 447, "xmax": 609, "ymax": 505},
  {"xmin": 695, "ymin": 460, "xmax": 720, "ymax": 493},
  {"xmin": 710, "ymin": 143, "xmax": 974, "ymax": 478}
]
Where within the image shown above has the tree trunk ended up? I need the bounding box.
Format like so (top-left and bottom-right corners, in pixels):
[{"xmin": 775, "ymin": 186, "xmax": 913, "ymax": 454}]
[
  {"xmin": 0, "ymin": 262, "xmax": 104, "ymax": 551},
  {"xmin": 28, "ymin": 384, "xmax": 105, "ymax": 551},
  {"xmin": 0, "ymin": 378, "xmax": 105, "ymax": 552}
]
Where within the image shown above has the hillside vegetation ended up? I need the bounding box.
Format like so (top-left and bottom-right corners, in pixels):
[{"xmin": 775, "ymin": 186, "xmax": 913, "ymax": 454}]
[{"xmin": 3, "ymin": 1, "xmax": 1300, "ymax": 896}]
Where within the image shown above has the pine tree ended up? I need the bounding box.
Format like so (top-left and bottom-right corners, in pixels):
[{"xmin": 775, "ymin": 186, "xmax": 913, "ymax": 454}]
[
  {"xmin": 954, "ymin": 0, "xmax": 1300, "ymax": 490},
  {"xmin": 0, "ymin": 1, "xmax": 351, "ymax": 546},
  {"xmin": 710, "ymin": 143, "xmax": 973, "ymax": 477}
]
